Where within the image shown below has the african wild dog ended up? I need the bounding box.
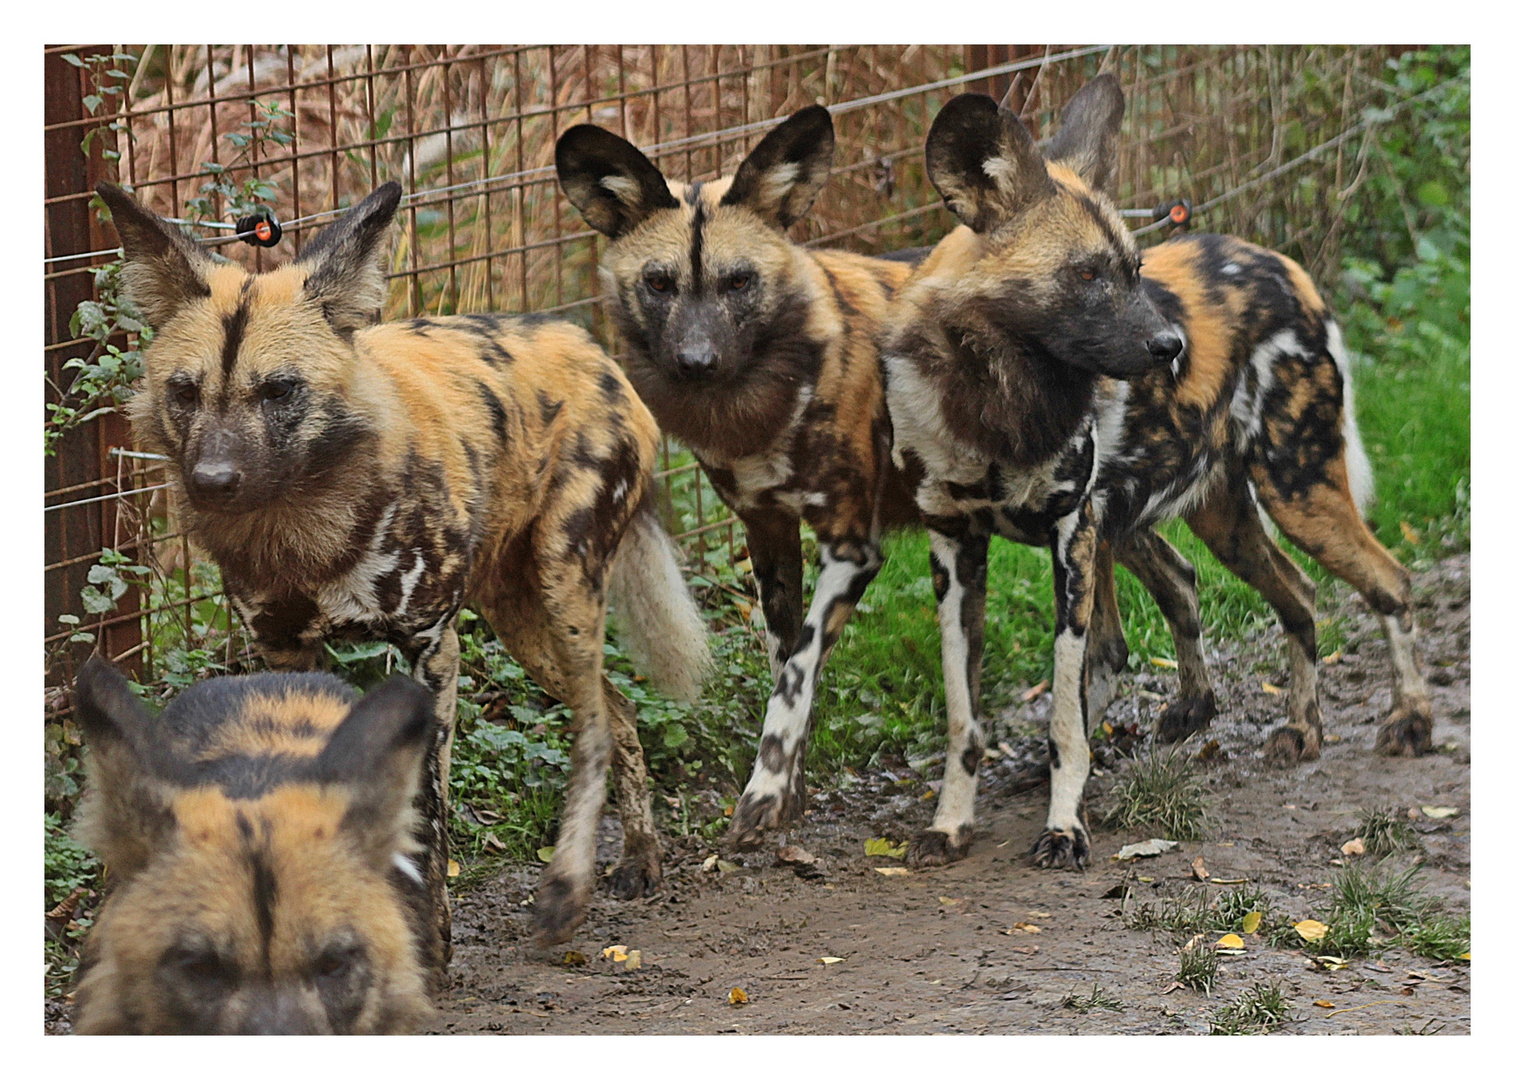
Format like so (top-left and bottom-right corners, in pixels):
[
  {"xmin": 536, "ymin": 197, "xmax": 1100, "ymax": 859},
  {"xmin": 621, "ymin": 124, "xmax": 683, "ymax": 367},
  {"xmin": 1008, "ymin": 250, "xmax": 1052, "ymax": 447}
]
[
  {"xmin": 883, "ymin": 76, "xmax": 1432, "ymax": 869},
  {"xmin": 95, "ymin": 181, "xmax": 711, "ymax": 948},
  {"xmin": 556, "ymin": 107, "xmax": 924, "ymax": 848},
  {"xmin": 71, "ymin": 657, "xmax": 437, "ymax": 1034}
]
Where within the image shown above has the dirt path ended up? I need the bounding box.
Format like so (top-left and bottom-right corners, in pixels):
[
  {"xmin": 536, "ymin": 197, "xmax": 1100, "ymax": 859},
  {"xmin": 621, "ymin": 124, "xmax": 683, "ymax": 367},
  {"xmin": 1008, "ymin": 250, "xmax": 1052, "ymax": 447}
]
[{"xmin": 434, "ymin": 554, "xmax": 1471, "ymax": 1035}]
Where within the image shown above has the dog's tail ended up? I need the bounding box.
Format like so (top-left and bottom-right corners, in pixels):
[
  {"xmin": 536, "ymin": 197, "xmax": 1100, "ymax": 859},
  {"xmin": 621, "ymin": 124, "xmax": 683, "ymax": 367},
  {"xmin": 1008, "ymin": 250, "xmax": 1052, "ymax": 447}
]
[
  {"xmin": 607, "ymin": 502, "xmax": 712, "ymax": 702},
  {"xmin": 1327, "ymin": 319, "xmax": 1376, "ymax": 514}
]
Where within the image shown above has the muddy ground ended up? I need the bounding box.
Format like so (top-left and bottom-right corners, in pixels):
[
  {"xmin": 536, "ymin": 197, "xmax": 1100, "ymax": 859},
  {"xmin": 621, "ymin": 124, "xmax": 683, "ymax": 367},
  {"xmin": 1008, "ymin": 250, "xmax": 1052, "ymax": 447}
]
[{"xmin": 435, "ymin": 553, "xmax": 1471, "ymax": 1036}]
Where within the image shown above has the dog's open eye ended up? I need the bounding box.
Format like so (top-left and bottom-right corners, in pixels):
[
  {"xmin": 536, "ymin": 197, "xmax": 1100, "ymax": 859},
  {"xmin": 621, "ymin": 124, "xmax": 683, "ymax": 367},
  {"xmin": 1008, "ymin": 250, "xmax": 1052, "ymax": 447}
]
[
  {"xmin": 725, "ymin": 274, "xmax": 751, "ymax": 293},
  {"xmin": 1078, "ymin": 266, "xmax": 1099, "ymax": 282},
  {"xmin": 644, "ymin": 272, "xmax": 675, "ymax": 295},
  {"xmin": 170, "ymin": 381, "xmax": 199, "ymax": 407},
  {"xmin": 260, "ymin": 378, "xmax": 296, "ymax": 403}
]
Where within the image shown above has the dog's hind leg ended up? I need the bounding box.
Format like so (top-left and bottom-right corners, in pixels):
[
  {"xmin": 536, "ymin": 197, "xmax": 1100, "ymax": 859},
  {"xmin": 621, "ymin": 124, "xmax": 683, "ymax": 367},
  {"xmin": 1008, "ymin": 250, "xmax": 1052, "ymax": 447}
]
[
  {"xmin": 1253, "ymin": 460, "xmax": 1432, "ymax": 758},
  {"xmin": 1186, "ymin": 471, "xmax": 1322, "ymax": 765},
  {"xmin": 1116, "ymin": 529, "xmax": 1219, "ymax": 742}
]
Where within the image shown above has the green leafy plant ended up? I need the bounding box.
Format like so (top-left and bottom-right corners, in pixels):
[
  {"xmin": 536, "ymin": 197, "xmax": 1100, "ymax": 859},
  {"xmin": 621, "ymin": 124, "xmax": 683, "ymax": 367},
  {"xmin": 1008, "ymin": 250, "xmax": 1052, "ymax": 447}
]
[{"xmin": 1210, "ymin": 981, "xmax": 1291, "ymax": 1035}]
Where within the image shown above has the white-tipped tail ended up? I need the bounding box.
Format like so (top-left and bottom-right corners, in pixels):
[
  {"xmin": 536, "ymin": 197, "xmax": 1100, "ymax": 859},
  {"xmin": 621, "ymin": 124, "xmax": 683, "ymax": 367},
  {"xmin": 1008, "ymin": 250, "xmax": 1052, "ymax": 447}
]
[
  {"xmin": 1326, "ymin": 320, "xmax": 1376, "ymax": 514},
  {"xmin": 607, "ymin": 508, "xmax": 712, "ymax": 702}
]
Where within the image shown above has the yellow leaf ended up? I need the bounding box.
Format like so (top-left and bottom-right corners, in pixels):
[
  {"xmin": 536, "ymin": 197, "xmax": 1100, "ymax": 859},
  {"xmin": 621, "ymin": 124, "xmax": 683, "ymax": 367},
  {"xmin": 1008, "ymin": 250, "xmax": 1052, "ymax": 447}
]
[
  {"xmin": 920, "ymin": 788, "xmax": 936, "ymax": 800},
  {"xmin": 875, "ymin": 866, "xmax": 911, "ymax": 876},
  {"xmin": 1150, "ymin": 656, "xmax": 1178, "ymax": 669},
  {"xmin": 602, "ymin": 945, "xmax": 628, "ymax": 963},
  {"xmin": 537, "ymin": 846, "xmax": 556, "ymax": 864},
  {"xmin": 1322, "ymin": 650, "xmax": 1343, "ymax": 665},
  {"xmin": 563, "ymin": 951, "xmax": 588, "ymax": 967},
  {"xmin": 1314, "ymin": 999, "xmax": 1336, "ymax": 1008},
  {"xmin": 1006, "ymin": 922, "xmax": 1042, "ymax": 934},
  {"xmin": 734, "ymin": 599, "xmax": 753, "ymax": 619},
  {"xmin": 1341, "ymin": 837, "xmax": 1366, "ymax": 857},
  {"xmin": 624, "ymin": 950, "xmax": 642, "ymax": 971},
  {"xmin": 1242, "ymin": 911, "xmax": 1263, "ymax": 935},
  {"xmin": 938, "ymin": 896, "xmax": 960, "ymax": 905},
  {"xmin": 1261, "ymin": 682, "xmax": 1284, "ymax": 696},
  {"xmin": 1020, "ymin": 680, "xmax": 1049, "ymax": 702},
  {"xmin": 446, "ymin": 859, "xmax": 461, "ymax": 878},
  {"xmin": 1027, "ymin": 911, "xmax": 1051, "ymax": 919},
  {"xmin": 728, "ymin": 987, "xmax": 748, "ymax": 1005},
  {"xmin": 1400, "ymin": 520, "xmax": 1421, "ymax": 545},
  {"xmin": 1294, "ymin": 919, "xmax": 1329, "ymax": 942},
  {"xmin": 865, "ymin": 837, "xmax": 908, "ymax": 858},
  {"xmin": 1215, "ymin": 933, "xmax": 1245, "ymax": 950},
  {"xmin": 1421, "ymin": 805, "xmax": 1459, "ymax": 819},
  {"xmin": 1457, "ymin": 952, "xmax": 1471, "ymax": 961},
  {"xmin": 818, "ymin": 956, "xmax": 844, "ymax": 965}
]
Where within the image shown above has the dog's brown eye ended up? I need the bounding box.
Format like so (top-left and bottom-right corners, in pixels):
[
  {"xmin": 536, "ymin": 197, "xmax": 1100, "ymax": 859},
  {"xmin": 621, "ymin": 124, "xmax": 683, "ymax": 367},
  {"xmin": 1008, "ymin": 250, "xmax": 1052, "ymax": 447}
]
[
  {"xmin": 726, "ymin": 274, "xmax": 750, "ymax": 292},
  {"xmin": 645, "ymin": 273, "xmax": 674, "ymax": 294},
  {"xmin": 171, "ymin": 382, "xmax": 199, "ymax": 407},
  {"xmin": 1078, "ymin": 267, "xmax": 1098, "ymax": 282},
  {"xmin": 260, "ymin": 379, "xmax": 293, "ymax": 402}
]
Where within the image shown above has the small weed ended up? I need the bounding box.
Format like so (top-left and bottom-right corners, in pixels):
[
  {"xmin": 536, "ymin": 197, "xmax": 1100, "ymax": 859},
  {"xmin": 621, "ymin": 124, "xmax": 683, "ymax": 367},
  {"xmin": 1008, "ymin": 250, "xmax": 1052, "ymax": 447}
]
[
  {"xmin": 1402, "ymin": 914, "xmax": 1471, "ymax": 961},
  {"xmin": 1398, "ymin": 1018, "xmax": 1448, "ymax": 1036},
  {"xmin": 1102, "ymin": 745, "xmax": 1209, "ymax": 841},
  {"xmin": 1215, "ymin": 884, "xmax": 1271, "ymax": 933},
  {"xmin": 1209, "ymin": 981, "xmax": 1292, "ymax": 1034},
  {"xmin": 1175, "ymin": 939, "xmax": 1221, "ymax": 995},
  {"xmin": 1121, "ymin": 885, "xmax": 1216, "ymax": 934},
  {"xmin": 1061, "ymin": 984, "xmax": 1125, "ymax": 1013},
  {"xmin": 1356, "ymin": 806, "xmax": 1419, "ymax": 857}
]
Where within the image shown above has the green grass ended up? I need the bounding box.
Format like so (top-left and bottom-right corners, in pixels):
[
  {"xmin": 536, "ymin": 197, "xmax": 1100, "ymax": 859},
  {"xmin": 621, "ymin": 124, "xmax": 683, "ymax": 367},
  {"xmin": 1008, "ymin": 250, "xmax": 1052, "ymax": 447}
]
[
  {"xmin": 1175, "ymin": 938, "xmax": 1222, "ymax": 995},
  {"xmin": 1356, "ymin": 806, "xmax": 1420, "ymax": 858},
  {"xmin": 1061, "ymin": 984, "xmax": 1126, "ymax": 1013},
  {"xmin": 1101, "ymin": 745, "xmax": 1211, "ymax": 840},
  {"xmin": 1302, "ymin": 860, "xmax": 1470, "ymax": 961},
  {"xmin": 1210, "ymin": 981, "xmax": 1292, "ymax": 1035}
]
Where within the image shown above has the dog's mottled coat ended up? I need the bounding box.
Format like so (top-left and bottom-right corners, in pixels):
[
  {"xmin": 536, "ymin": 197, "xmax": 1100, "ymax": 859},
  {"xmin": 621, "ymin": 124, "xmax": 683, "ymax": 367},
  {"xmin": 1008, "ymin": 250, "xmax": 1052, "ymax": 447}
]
[
  {"xmin": 884, "ymin": 78, "xmax": 1431, "ymax": 869},
  {"xmin": 96, "ymin": 181, "xmax": 710, "ymax": 954}
]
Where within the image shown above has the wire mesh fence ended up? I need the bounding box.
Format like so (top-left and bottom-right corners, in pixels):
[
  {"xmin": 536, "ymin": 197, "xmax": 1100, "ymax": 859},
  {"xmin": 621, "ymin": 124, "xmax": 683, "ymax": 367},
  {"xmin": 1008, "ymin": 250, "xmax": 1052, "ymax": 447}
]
[{"xmin": 46, "ymin": 43, "xmax": 1417, "ymax": 700}]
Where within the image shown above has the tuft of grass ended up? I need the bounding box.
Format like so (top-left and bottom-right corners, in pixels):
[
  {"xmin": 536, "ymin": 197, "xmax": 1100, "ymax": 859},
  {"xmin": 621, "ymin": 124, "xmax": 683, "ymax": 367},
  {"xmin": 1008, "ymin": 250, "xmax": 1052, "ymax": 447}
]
[
  {"xmin": 1301, "ymin": 860, "xmax": 1469, "ymax": 961},
  {"xmin": 1175, "ymin": 939, "xmax": 1221, "ymax": 995},
  {"xmin": 1399, "ymin": 1018, "xmax": 1448, "ymax": 1036},
  {"xmin": 1102, "ymin": 745, "xmax": 1210, "ymax": 841},
  {"xmin": 1121, "ymin": 885, "xmax": 1216, "ymax": 935},
  {"xmin": 1210, "ymin": 981, "xmax": 1292, "ymax": 1035},
  {"xmin": 1061, "ymin": 984, "xmax": 1125, "ymax": 1013},
  {"xmin": 1215, "ymin": 884, "xmax": 1271, "ymax": 933},
  {"xmin": 1356, "ymin": 806, "xmax": 1420, "ymax": 857}
]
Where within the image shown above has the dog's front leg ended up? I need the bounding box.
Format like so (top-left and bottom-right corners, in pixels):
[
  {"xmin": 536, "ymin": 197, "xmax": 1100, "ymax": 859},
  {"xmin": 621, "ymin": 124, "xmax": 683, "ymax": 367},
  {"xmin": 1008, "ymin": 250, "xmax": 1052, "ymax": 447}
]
[
  {"xmin": 909, "ymin": 521, "xmax": 989, "ymax": 867},
  {"xmin": 728, "ymin": 538, "xmax": 883, "ymax": 849},
  {"xmin": 1031, "ymin": 504, "xmax": 1098, "ymax": 870}
]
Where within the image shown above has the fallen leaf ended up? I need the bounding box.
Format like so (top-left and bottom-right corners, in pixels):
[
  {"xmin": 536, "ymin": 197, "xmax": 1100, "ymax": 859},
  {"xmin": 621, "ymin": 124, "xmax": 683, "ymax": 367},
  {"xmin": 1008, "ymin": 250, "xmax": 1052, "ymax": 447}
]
[
  {"xmin": 1242, "ymin": 911, "xmax": 1263, "ymax": 935},
  {"xmin": 938, "ymin": 896, "xmax": 961, "ymax": 905},
  {"xmin": 563, "ymin": 951, "xmax": 588, "ymax": 967},
  {"xmin": 1150, "ymin": 656, "xmax": 1178, "ymax": 669},
  {"xmin": 728, "ymin": 987, "xmax": 748, "ymax": 1005},
  {"xmin": 1421, "ymin": 806, "xmax": 1459, "ymax": 819},
  {"xmin": 716, "ymin": 859, "xmax": 741, "ymax": 874},
  {"xmin": 864, "ymin": 837, "xmax": 909, "ymax": 859},
  {"xmin": 1191, "ymin": 856, "xmax": 1210, "ymax": 881},
  {"xmin": 1215, "ymin": 933, "xmax": 1245, "ymax": 950},
  {"xmin": 1012, "ymin": 945, "xmax": 1039, "ymax": 956},
  {"xmin": 536, "ymin": 846, "xmax": 556, "ymax": 864},
  {"xmin": 1027, "ymin": 911, "xmax": 1051, "ymax": 919},
  {"xmin": 624, "ymin": 950, "xmax": 642, "ymax": 971},
  {"xmin": 1294, "ymin": 919, "xmax": 1329, "ymax": 943},
  {"xmin": 1312, "ymin": 955, "xmax": 1349, "ymax": 971},
  {"xmin": 1314, "ymin": 1000, "xmax": 1336, "ymax": 1008},
  {"xmin": 1323, "ymin": 733, "xmax": 1343, "ymax": 744},
  {"xmin": 1322, "ymin": 650, "xmax": 1343, "ymax": 665},
  {"xmin": 1114, "ymin": 839, "xmax": 1179, "ymax": 860},
  {"xmin": 1197, "ymin": 739, "xmax": 1223, "ymax": 761},
  {"xmin": 1006, "ymin": 922, "xmax": 1042, "ymax": 934},
  {"xmin": 1261, "ymin": 682, "xmax": 1284, "ymax": 696},
  {"xmin": 1341, "ymin": 837, "xmax": 1366, "ymax": 856},
  {"xmin": 1210, "ymin": 877, "xmax": 1249, "ymax": 885},
  {"xmin": 447, "ymin": 859, "xmax": 461, "ymax": 878},
  {"xmin": 1400, "ymin": 520, "xmax": 1421, "ymax": 545},
  {"xmin": 1458, "ymin": 952, "xmax": 1471, "ymax": 961},
  {"xmin": 776, "ymin": 845, "xmax": 817, "ymax": 866},
  {"xmin": 602, "ymin": 945, "xmax": 628, "ymax": 963},
  {"xmin": 701, "ymin": 853, "xmax": 720, "ymax": 872},
  {"xmin": 1137, "ymin": 876, "xmax": 1155, "ymax": 883},
  {"xmin": 818, "ymin": 956, "xmax": 845, "ymax": 965},
  {"xmin": 920, "ymin": 789, "xmax": 936, "ymax": 800},
  {"xmin": 1020, "ymin": 680, "xmax": 1049, "ymax": 702},
  {"xmin": 724, "ymin": 805, "xmax": 734, "ymax": 817},
  {"xmin": 875, "ymin": 866, "xmax": 911, "ymax": 876}
]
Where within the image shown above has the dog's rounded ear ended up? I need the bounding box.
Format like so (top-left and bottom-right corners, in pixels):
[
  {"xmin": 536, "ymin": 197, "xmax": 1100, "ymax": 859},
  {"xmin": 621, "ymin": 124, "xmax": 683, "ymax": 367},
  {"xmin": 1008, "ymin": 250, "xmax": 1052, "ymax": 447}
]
[
  {"xmin": 95, "ymin": 183, "xmax": 212, "ymax": 329},
  {"xmin": 1043, "ymin": 74, "xmax": 1126, "ymax": 195},
  {"xmin": 925, "ymin": 94, "xmax": 1051, "ymax": 233},
  {"xmin": 295, "ymin": 181, "xmax": 402, "ymax": 335},
  {"xmin": 556, "ymin": 126, "xmax": 680, "ymax": 239},
  {"xmin": 721, "ymin": 104, "xmax": 835, "ymax": 229},
  {"xmin": 73, "ymin": 656, "xmax": 176, "ymax": 882}
]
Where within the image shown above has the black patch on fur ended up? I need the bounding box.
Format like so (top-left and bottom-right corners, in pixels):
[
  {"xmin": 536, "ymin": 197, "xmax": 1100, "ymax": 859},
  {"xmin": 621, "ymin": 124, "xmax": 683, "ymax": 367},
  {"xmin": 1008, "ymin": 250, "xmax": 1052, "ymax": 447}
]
[
  {"xmin": 220, "ymin": 299, "xmax": 250, "ymax": 376},
  {"xmin": 477, "ymin": 382, "xmax": 510, "ymax": 443},
  {"xmin": 537, "ymin": 390, "xmax": 563, "ymax": 427}
]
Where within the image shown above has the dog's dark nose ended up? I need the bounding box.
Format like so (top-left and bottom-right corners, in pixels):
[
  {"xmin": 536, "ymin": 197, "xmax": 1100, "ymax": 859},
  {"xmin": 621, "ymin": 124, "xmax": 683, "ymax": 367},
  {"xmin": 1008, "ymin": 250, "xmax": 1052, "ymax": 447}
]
[
  {"xmin": 1146, "ymin": 332, "xmax": 1184, "ymax": 365},
  {"xmin": 675, "ymin": 343, "xmax": 718, "ymax": 376},
  {"xmin": 189, "ymin": 460, "xmax": 243, "ymax": 500}
]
